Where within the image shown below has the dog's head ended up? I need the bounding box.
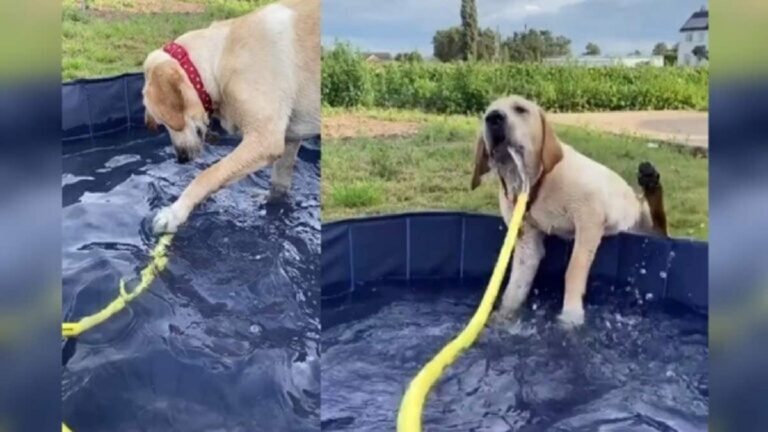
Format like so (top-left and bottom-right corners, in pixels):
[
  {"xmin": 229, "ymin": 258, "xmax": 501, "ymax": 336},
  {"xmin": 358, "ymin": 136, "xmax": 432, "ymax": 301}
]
[
  {"xmin": 471, "ymin": 95, "xmax": 563, "ymax": 200},
  {"xmin": 142, "ymin": 50, "xmax": 209, "ymax": 164}
]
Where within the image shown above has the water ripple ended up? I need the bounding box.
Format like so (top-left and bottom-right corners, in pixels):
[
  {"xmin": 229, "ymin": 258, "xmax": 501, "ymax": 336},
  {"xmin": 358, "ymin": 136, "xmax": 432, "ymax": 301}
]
[{"xmin": 63, "ymin": 133, "xmax": 319, "ymax": 432}]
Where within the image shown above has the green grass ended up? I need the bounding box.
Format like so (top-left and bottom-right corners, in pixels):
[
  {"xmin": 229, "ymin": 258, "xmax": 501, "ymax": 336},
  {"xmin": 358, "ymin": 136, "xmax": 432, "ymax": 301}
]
[
  {"xmin": 322, "ymin": 110, "xmax": 708, "ymax": 240},
  {"xmin": 62, "ymin": 0, "xmax": 272, "ymax": 80},
  {"xmin": 328, "ymin": 183, "xmax": 384, "ymax": 208}
]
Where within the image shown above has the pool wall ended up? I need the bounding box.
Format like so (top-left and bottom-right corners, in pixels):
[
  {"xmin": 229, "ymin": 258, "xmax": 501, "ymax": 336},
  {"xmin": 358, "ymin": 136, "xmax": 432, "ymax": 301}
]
[
  {"xmin": 322, "ymin": 213, "xmax": 707, "ymax": 313},
  {"xmin": 62, "ymin": 73, "xmax": 319, "ymax": 161},
  {"xmin": 63, "ymin": 73, "xmax": 148, "ymax": 141}
]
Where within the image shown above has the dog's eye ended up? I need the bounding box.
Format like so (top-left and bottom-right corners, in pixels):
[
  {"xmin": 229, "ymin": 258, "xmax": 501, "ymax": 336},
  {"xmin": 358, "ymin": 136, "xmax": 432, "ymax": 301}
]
[{"xmin": 513, "ymin": 105, "xmax": 528, "ymax": 115}]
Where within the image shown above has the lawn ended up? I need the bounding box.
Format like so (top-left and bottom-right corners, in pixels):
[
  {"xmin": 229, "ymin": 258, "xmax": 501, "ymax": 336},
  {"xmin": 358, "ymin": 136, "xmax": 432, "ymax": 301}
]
[
  {"xmin": 322, "ymin": 110, "xmax": 708, "ymax": 240},
  {"xmin": 62, "ymin": 0, "xmax": 271, "ymax": 80}
]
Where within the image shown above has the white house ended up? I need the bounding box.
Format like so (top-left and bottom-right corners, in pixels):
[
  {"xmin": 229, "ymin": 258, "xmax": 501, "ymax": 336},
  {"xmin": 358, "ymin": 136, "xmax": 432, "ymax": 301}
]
[
  {"xmin": 544, "ymin": 55, "xmax": 664, "ymax": 68},
  {"xmin": 678, "ymin": 7, "xmax": 709, "ymax": 66}
]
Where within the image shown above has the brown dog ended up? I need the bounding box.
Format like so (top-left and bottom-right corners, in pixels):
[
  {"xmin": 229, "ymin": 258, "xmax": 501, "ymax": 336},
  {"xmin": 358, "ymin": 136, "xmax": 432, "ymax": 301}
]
[
  {"xmin": 471, "ymin": 95, "xmax": 668, "ymax": 327},
  {"xmin": 142, "ymin": 0, "xmax": 320, "ymax": 234}
]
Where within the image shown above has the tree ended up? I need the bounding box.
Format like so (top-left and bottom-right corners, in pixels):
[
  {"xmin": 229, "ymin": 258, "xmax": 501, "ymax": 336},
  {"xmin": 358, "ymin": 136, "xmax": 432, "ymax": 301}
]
[
  {"xmin": 460, "ymin": 0, "xmax": 479, "ymax": 61},
  {"xmin": 477, "ymin": 28, "xmax": 501, "ymax": 62},
  {"xmin": 584, "ymin": 42, "xmax": 600, "ymax": 56},
  {"xmin": 692, "ymin": 45, "xmax": 709, "ymax": 61},
  {"xmin": 629, "ymin": 49, "xmax": 642, "ymax": 56},
  {"xmin": 433, "ymin": 26, "xmax": 499, "ymax": 62},
  {"xmin": 433, "ymin": 27, "xmax": 571, "ymax": 63},
  {"xmin": 502, "ymin": 29, "xmax": 571, "ymax": 62},
  {"xmin": 394, "ymin": 51, "xmax": 424, "ymax": 62},
  {"xmin": 664, "ymin": 43, "xmax": 679, "ymax": 66},
  {"xmin": 433, "ymin": 27, "xmax": 463, "ymax": 62},
  {"xmin": 652, "ymin": 42, "xmax": 668, "ymax": 56}
]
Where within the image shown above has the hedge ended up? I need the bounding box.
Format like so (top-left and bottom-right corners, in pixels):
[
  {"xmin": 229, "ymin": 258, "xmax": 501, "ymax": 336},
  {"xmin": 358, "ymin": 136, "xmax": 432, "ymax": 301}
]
[{"xmin": 322, "ymin": 44, "xmax": 709, "ymax": 114}]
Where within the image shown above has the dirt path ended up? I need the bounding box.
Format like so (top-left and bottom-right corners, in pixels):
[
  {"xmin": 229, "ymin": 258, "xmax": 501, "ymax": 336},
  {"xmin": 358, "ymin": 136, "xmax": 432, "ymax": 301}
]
[
  {"xmin": 322, "ymin": 114, "xmax": 420, "ymax": 139},
  {"xmin": 324, "ymin": 111, "xmax": 709, "ymax": 149},
  {"xmin": 549, "ymin": 111, "xmax": 708, "ymax": 149}
]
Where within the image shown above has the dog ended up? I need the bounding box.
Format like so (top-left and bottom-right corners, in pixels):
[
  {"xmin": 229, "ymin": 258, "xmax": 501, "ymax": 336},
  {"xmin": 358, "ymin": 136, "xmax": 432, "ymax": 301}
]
[
  {"xmin": 142, "ymin": 0, "xmax": 320, "ymax": 234},
  {"xmin": 471, "ymin": 95, "xmax": 668, "ymax": 327}
]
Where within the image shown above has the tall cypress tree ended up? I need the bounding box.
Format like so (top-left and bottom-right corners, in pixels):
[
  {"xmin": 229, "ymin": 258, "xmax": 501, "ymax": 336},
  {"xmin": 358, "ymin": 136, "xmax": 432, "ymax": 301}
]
[{"xmin": 460, "ymin": 0, "xmax": 478, "ymax": 61}]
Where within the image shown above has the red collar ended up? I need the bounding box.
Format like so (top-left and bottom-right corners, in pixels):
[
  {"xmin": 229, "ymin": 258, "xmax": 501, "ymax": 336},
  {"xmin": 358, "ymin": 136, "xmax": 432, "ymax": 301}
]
[{"xmin": 163, "ymin": 41, "xmax": 214, "ymax": 115}]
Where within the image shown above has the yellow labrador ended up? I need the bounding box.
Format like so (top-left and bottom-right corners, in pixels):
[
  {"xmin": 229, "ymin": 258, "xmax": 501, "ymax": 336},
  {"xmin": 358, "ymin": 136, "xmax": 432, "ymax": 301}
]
[
  {"xmin": 471, "ymin": 96, "xmax": 668, "ymax": 327},
  {"xmin": 142, "ymin": 0, "xmax": 319, "ymax": 234}
]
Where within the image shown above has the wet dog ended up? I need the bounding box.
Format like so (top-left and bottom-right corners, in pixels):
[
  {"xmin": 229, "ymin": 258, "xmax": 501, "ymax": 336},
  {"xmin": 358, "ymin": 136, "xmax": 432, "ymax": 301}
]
[
  {"xmin": 471, "ymin": 95, "xmax": 668, "ymax": 327},
  {"xmin": 142, "ymin": 0, "xmax": 319, "ymax": 234}
]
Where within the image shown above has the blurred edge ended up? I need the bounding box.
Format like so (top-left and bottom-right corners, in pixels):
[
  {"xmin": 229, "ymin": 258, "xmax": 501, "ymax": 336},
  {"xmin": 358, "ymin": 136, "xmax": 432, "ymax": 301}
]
[
  {"xmin": 0, "ymin": 0, "xmax": 62, "ymax": 431},
  {"xmin": 710, "ymin": 0, "xmax": 768, "ymax": 431}
]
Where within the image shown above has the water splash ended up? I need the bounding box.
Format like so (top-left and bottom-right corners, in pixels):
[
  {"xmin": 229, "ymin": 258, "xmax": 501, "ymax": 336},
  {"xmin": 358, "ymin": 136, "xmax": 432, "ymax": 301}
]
[{"xmin": 322, "ymin": 284, "xmax": 707, "ymax": 431}]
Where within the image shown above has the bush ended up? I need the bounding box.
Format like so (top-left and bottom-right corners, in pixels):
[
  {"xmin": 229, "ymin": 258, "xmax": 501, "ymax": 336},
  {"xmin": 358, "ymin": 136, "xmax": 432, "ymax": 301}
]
[
  {"xmin": 322, "ymin": 45, "xmax": 709, "ymax": 114},
  {"xmin": 321, "ymin": 43, "xmax": 371, "ymax": 107}
]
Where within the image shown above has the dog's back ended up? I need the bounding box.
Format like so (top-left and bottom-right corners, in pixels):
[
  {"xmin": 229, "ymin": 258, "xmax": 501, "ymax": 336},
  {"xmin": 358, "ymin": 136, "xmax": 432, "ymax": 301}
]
[{"xmin": 535, "ymin": 144, "xmax": 667, "ymax": 238}]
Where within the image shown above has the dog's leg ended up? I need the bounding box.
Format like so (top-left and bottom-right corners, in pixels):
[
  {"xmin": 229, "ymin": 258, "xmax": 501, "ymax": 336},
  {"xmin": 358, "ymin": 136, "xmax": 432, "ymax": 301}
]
[
  {"xmin": 153, "ymin": 129, "xmax": 285, "ymax": 234},
  {"xmin": 268, "ymin": 139, "xmax": 301, "ymax": 201},
  {"xmin": 497, "ymin": 224, "xmax": 544, "ymax": 319},
  {"xmin": 560, "ymin": 222, "xmax": 604, "ymax": 328}
]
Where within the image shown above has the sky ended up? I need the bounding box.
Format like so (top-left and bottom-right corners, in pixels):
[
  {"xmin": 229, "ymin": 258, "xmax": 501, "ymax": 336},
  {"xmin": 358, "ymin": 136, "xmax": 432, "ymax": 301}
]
[{"xmin": 322, "ymin": 0, "xmax": 708, "ymax": 57}]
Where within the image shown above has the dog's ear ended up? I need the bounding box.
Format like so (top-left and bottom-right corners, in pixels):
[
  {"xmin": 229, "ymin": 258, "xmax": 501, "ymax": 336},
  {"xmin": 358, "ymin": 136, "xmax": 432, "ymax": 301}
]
[
  {"xmin": 471, "ymin": 132, "xmax": 490, "ymax": 190},
  {"xmin": 539, "ymin": 109, "xmax": 563, "ymax": 174},
  {"xmin": 145, "ymin": 61, "xmax": 186, "ymax": 131}
]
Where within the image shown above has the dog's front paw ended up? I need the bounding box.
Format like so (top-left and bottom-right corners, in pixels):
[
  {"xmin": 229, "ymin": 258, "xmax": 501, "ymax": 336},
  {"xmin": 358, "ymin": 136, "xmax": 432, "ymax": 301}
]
[
  {"xmin": 152, "ymin": 206, "xmax": 186, "ymax": 234},
  {"xmin": 558, "ymin": 308, "xmax": 585, "ymax": 329},
  {"xmin": 267, "ymin": 186, "xmax": 289, "ymax": 203},
  {"xmin": 637, "ymin": 161, "xmax": 660, "ymax": 191},
  {"xmin": 490, "ymin": 312, "xmax": 517, "ymax": 329},
  {"xmin": 492, "ymin": 306, "xmax": 519, "ymax": 324}
]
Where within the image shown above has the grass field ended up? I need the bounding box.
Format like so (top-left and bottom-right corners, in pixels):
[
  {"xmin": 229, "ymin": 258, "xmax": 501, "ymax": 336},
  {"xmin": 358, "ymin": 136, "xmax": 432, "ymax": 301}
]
[
  {"xmin": 62, "ymin": 0, "xmax": 270, "ymax": 80},
  {"xmin": 323, "ymin": 110, "xmax": 708, "ymax": 240}
]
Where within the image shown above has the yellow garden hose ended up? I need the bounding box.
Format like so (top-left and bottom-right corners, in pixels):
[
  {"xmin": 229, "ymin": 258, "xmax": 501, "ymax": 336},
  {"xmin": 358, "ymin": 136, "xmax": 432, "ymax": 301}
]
[
  {"xmin": 61, "ymin": 234, "xmax": 173, "ymax": 338},
  {"xmin": 397, "ymin": 193, "xmax": 528, "ymax": 432},
  {"xmin": 62, "ymin": 234, "xmax": 174, "ymax": 431}
]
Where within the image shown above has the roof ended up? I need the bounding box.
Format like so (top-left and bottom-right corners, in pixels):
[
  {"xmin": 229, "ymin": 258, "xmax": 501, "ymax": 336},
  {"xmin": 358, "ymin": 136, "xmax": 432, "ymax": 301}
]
[
  {"xmin": 361, "ymin": 52, "xmax": 392, "ymax": 61},
  {"xmin": 680, "ymin": 9, "xmax": 708, "ymax": 32}
]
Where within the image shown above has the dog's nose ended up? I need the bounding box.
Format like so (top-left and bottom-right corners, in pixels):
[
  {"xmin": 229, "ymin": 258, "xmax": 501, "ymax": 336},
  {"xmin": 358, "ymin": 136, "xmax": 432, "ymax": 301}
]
[
  {"xmin": 176, "ymin": 149, "xmax": 191, "ymax": 164},
  {"xmin": 485, "ymin": 110, "xmax": 507, "ymax": 128},
  {"xmin": 486, "ymin": 110, "xmax": 508, "ymax": 145}
]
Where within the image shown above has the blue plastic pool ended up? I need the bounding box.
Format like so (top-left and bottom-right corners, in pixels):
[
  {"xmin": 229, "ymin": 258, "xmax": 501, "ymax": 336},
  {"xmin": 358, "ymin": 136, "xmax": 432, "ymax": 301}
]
[
  {"xmin": 62, "ymin": 74, "xmax": 320, "ymax": 431},
  {"xmin": 321, "ymin": 214, "xmax": 708, "ymax": 431}
]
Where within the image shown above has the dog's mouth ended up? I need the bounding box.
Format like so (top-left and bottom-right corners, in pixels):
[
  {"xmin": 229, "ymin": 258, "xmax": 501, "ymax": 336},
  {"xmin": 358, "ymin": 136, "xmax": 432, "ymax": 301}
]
[
  {"xmin": 490, "ymin": 142, "xmax": 529, "ymax": 202},
  {"xmin": 175, "ymin": 147, "xmax": 193, "ymax": 164},
  {"xmin": 170, "ymin": 123, "xmax": 208, "ymax": 164},
  {"xmin": 483, "ymin": 109, "xmax": 530, "ymax": 202}
]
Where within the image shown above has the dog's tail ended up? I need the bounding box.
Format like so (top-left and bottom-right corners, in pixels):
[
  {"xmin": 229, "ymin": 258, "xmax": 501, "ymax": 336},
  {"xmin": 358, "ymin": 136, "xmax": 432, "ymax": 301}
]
[{"xmin": 637, "ymin": 161, "xmax": 668, "ymax": 237}]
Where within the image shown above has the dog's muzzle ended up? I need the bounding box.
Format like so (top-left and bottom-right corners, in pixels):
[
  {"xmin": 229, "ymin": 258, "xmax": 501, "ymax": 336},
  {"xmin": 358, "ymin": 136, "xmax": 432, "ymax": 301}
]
[
  {"xmin": 485, "ymin": 109, "xmax": 517, "ymax": 166},
  {"xmin": 176, "ymin": 148, "xmax": 191, "ymax": 164},
  {"xmin": 485, "ymin": 109, "xmax": 508, "ymax": 146}
]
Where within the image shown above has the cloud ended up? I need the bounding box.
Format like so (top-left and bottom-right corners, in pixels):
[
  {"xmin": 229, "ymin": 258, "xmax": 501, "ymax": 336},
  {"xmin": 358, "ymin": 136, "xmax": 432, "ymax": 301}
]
[{"xmin": 481, "ymin": 0, "xmax": 588, "ymax": 23}]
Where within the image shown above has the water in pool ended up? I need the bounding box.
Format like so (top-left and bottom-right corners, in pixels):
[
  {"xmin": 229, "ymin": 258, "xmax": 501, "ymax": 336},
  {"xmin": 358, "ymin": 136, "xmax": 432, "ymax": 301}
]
[
  {"xmin": 62, "ymin": 131, "xmax": 320, "ymax": 432},
  {"xmin": 321, "ymin": 283, "xmax": 708, "ymax": 431}
]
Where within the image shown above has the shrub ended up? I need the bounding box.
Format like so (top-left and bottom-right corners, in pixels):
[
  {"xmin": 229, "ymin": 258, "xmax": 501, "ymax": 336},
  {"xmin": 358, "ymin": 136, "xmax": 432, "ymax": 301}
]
[
  {"xmin": 321, "ymin": 43, "xmax": 371, "ymax": 107},
  {"xmin": 322, "ymin": 45, "xmax": 709, "ymax": 114}
]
